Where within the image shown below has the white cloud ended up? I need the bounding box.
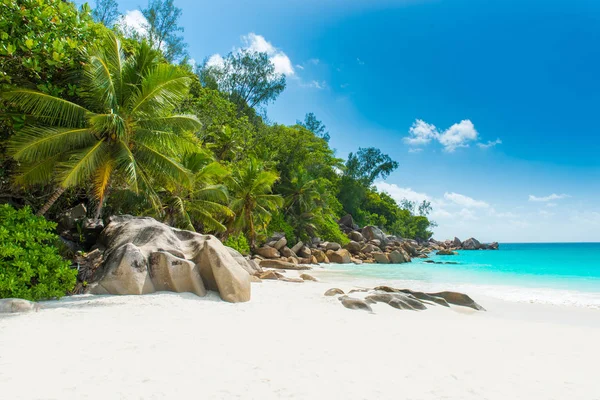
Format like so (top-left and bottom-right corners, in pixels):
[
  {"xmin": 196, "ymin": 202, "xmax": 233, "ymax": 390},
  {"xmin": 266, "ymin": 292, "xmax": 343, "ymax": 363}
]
[
  {"xmin": 438, "ymin": 120, "xmax": 479, "ymax": 152},
  {"xmin": 457, "ymin": 208, "xmax": 477, "ymax": 220},
  {"xmin": 546, "ymin": 203, "xmax": 557, "ymax": 208},
  {"xmin": 206, "ymin": 54, "xmax": 225, "ymax": 68},
  {"xmin": 404, "ymin": 119, "xmax": 438, "ymax": 146},
  {"xmin": 477, "ymin": 138, "xmax": 502, "ymax": 149},
  {"xmin": 243, "ymin": 33, "xmax": 275, "ymax": 53},
  {"xmin": 528, "ymin": 193, "xmax": 571, "ymax": 202},
  {"xmin": 340, "ymin": 83, "xmax": 350, "ymax": 89},
  {"xmin": 403, "ymin": 119, "xmax": 496, "ymax": 152},
  {"xmin": 242, "ymin": 33, "xmax": 294, "ymax": 76},
  {"xmin": 301, "ymin": 80, "xmax": 326, "ymax": 90},
  {"xmin": 374, "ymin": 182, "xmax": 431, "ymax": 204},
  {"xmin": 295, "ymin": 64, "xmax": 305, "ymax": 70},
  {"xmin": 308, "ymin": 58, "xmax": 320, "ymax": 65},
  {"xmin": 357, "ymin": 57, "xmax": 365, "ymax": 65},
  {"xmin": 444, "ymin": 192, "xmax": 489, "ymax": 208},
  {"xmin": 408, "ymin": 148, "xmax": 423, "ymax": 153},
  {"xmin": 270, "ymin": 53, "xmax": 295, "ymax": 76},
  {"xmin": 117, "ymin": 10, "xmax": 149, "ymax": 37},
  {"xmin": 207, "ymin": 33, "xmax": 295, "ymax": 76}
]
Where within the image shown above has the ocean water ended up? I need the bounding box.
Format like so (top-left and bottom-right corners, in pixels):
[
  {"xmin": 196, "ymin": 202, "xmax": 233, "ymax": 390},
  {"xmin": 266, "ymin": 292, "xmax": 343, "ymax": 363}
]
[{"xmin": 323, "ymin": 243, "xmax": 600, "ymax": 308}]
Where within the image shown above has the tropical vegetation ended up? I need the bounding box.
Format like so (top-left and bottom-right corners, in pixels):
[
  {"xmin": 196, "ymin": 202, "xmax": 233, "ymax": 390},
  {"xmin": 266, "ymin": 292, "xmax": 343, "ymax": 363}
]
[{"xmin": 0, "ymin": 0, "xmax": 435, "ymax": 298}]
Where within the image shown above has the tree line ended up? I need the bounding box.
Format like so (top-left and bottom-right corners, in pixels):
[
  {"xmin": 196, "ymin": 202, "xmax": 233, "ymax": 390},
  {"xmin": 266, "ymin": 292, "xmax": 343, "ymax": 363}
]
[{"xmin": 0, "ymin": 0, "xmax": 435, "ymax": 254}]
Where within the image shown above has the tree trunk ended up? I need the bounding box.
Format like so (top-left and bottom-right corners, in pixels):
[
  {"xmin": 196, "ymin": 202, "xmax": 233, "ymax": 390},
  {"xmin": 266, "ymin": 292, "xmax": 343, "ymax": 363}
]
[
  {"xmin": 246, "ymin": 207, "xmax": 256, "ymax": 250},
  {"xmin": 36, "ymin": 187, "xmax": 66, "ymax": 216},
  {"xmin": 93, "ymin": 200, "xmax": 104, "ymax": 221}
]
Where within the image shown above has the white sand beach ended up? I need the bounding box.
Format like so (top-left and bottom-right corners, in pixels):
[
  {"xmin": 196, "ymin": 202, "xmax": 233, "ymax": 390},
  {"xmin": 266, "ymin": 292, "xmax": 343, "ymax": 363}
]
[{"xmin": 1, "ymin": 270, "xmax": 599, "ymax": 400}]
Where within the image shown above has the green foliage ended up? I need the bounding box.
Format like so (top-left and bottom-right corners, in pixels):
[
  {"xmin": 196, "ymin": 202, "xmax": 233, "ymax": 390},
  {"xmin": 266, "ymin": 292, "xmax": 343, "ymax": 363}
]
[
  {"xmin": 92, "ymin": 0, "xmax": 120, "ymax": 27},
  {"xmin": 0, "ymin": 0, "xmax": 103, "ymax": 93},
  {"xmin": 199, "ymin": 49, "xmax": 286, "ymax": 111},
  {"xmin": 142, "ymin": 0, "xmax": 188, "ymax": 62},
  {"xmin": 223, "ymin": 233, "xmax": 251, "ymax": 256},
  {"xmin": 267, "ymin": 212, "xmax": 296, "ymax": 245},
  {"xmin": 0, "ymin": 204, "xmax": 76, "ymax": 300},
  {"xmin": 314, "ymin": 214, "xmax": 350, "ymax": 245},
  {"xmin": 3, "ymin": 31, "xmax": 201, "ymax": 215},
  {"xmin": 228, "ymin": 157, "xmax": 283, "ymax": 248},
  {"xmin": 297, "ymin": 112, "xmax": 330, "ymax": 142}
]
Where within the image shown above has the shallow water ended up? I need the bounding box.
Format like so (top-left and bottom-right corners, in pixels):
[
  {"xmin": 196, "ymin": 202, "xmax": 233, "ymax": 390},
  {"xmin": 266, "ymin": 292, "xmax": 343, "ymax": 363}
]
[{"xmin": 322, "ymin": 243, "xmax": 600, "ymax": 308}]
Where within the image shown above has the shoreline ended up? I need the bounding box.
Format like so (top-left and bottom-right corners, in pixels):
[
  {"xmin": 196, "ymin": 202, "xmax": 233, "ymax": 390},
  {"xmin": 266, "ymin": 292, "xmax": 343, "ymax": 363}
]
[{"xmin": 1, "ymin": 269, "xmax": 600, "ymax": 400}]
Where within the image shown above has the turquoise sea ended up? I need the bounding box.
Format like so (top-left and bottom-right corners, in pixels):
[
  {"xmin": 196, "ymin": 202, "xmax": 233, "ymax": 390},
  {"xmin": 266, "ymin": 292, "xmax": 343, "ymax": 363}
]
[{"xmin": 324, "ymin": 243, "xmax": 600, "ymax": 308}]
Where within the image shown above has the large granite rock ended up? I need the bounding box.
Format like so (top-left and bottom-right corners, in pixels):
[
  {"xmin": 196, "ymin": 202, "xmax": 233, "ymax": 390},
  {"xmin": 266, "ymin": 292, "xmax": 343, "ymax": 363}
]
[
  {"xmin": 372, "ymin": 252, "xmax": 390, "ymax": 264},
  {"xmin": 325, "ymin": 242, "xmax": 341, "ymax": 251},
  {"xmin": 388, "ymin": 250, "xmax": 408, "ymax": 264},
  {"xmin": 347, "ymin": 231, "xmax": 364, "ymax": 242},
  {"xmin": 462, "ymin": 237, "xmax": 481, "ymax": 250},
  {"xmin": 89, "ymin": 216, "xmax": 251, "ymax": 302},
  {"xmin": 344, "ymin": 241, "xmax": 362, "ymax": 254},
  {"xmin": 258, "ymin": 259, "xmax": 312, "ymax": 270},
  {"xmin": 326, "ymin": 249, "xmax": 352, "ymax": 264},
  {"xmin": 362, "ymin": 226, "xmax": 387, "ymax": 244},
  {"xmin": 254, "ymin": 246, "xmax": 280, "ymax": 259},
  {"xmin": 452, "ymin": 237, "xmax": 462, "ymax": 248}
]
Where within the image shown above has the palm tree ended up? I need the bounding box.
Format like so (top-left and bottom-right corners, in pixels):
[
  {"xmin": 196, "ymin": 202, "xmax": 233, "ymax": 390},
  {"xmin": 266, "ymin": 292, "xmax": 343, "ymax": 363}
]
[
  {"xmin": 228, "ymin": 157, "xmax": 283, "ymax": 249},
  {"xmin": 160, "ymin": 151, "xmax": 234, "ymax": 233},
  {"xmin": 2, "ymin": 31, "xmax": 201, "ymax": 216}
]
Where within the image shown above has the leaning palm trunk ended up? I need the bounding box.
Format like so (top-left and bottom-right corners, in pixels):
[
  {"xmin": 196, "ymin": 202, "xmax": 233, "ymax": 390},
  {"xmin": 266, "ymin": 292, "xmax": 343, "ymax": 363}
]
[{"xmin": 36, "ymin": 186, "xmax": 66, "ymax": 216}]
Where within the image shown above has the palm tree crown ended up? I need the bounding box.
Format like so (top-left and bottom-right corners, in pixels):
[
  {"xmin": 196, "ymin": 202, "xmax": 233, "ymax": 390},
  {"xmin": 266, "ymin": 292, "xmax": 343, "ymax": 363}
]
[
  {"xmin": 228, "ymin": 157, "xmax": 283, "ymax": 248},
  {"xmin": 3, "ymin": 31, "xmax": 201, "ymax": 216}
]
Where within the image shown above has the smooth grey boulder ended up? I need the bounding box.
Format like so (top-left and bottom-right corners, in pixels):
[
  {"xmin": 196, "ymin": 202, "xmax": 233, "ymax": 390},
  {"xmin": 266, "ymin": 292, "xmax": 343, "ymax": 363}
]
[
  {"xmin": 254, "ymin": 246, "xmax": 280, "ymax": 259},
  {"xmin": 339, "ymin": 296, "xmax": 373, "ymax": 313},
  {"xmin": 344, "ymin": 241, "xmax": 362, "ymax": 254},
  {"xmin": 0, "ymin": 298, "xmax": 40, "ymax": 313},
  {"xmin": 462, "ymin": 237, "xmax": 481, "ymax": 250},
  {"xmin": 347, "ymin": 231, "xmax": 364, "ymax": 242},
  {"xmin": 362, "ymin": 226, "xmax": 387, "ymax": 245},
  {"xmin": 324, "ymin": 288, "xmax": 345, "ymax": 296},
  {"xmin": 89, "ymin": 216, "xmax": 251, "ymax": 303},
  {"xmin": 290, "ymin": 241, "xmax": 304, "ymax": 254},
  {"xmin": 388, "ymin": 250, "xmax": 408, "ymax": 264},
  {"xmin": 429, "ymin": 291, "xmax": 486, "ymax": 311},
  {"xmin": 372, "ymin": 252, "xmax": 390, "ymax": 264},
  {"xmin": 325, "ymin": 242, "xmax": 341, "ymax": 251}
]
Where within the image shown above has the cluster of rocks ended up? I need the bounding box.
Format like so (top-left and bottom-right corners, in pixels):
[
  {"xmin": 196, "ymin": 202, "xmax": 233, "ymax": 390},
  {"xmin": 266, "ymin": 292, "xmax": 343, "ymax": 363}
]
[
  {"xmin": 324, "ymin": 286, "xmax": 485, "ymax": 313},
  {"xmin": 428, "ymin": 237, "xmax": 499, "ymax": 252},
  {"xmin": 252, "ymin": 215, "xmax": 433, "ymax": 266}
]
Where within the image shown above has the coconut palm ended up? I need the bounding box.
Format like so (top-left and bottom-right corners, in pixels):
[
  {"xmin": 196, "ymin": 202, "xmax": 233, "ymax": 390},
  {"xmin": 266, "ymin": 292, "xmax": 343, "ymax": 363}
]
[
  {"xmin": 228, "ymin": 157, "xmax": 283, "ymax": 248},
  {"xmin": 160, "ymin": 151, "xmax": 234, "ymax": 233},
  {"xmin": 2, "ymin": 31, "xmax": 201, "ymax": 216}
]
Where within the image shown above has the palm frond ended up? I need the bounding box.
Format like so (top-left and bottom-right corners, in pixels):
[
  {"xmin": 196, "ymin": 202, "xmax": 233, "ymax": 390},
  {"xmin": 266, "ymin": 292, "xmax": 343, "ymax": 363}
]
[
  {"xmin": 2, "ymin": 89, "xmax": 91, "ymax": 127},
  {"xmin": 138, "ymin": 114, "xmax": 202, "ymax": 132},
  {"xmin": 8, "ymin": 126, "xmax": 95, "ymax": 162},
  {"xmin": 129, "ymin": 64, "xmax": 191, "ymax": 116},
  {"xmin": 93, "ymin": 159, "xmax": 114, "ymax": 202},
  {"xmin": 135, "ymin": 128, "xmax": 199, "ymax": 155},
  {"xmin": 134, "ymin": 143, "xmax": 192, "ymax": 186},
  {"xmin": 58, "ymin": 140, "xmax": 109, "ymax": 188},
  {"xmin": 13, "ymin": 155, "xmax": 60, "ymax": 186}
]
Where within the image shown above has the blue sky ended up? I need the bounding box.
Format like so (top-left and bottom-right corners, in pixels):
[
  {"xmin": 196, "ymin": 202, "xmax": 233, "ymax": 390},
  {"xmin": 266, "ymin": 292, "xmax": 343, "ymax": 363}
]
[{"xmin": 84, "ymin": 0, "xmax": 600, "ymax": 242}]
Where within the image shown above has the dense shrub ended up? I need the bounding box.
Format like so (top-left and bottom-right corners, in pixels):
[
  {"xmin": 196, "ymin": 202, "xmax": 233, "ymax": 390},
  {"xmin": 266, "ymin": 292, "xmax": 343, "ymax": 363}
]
[
  {"xmin": 315, "ymin": 215, "xmax": 350, "ymax": 246},
  {"xmin": 0, "ymin": 204, "xmax": 76, "ymax": 301},
  {"xmin": 223, "ymin": 233, "xmax": 251, "ymax": 256},
  {"xmin": 267, "ymin": 212, "xmax": 296, "ymax": 244}
]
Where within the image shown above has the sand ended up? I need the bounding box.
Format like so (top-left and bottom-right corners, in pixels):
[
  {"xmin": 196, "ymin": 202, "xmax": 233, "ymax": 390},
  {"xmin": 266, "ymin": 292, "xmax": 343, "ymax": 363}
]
[{"xmin": 1, "ymin": 269, "xmax": 599, "ymax": 400}]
